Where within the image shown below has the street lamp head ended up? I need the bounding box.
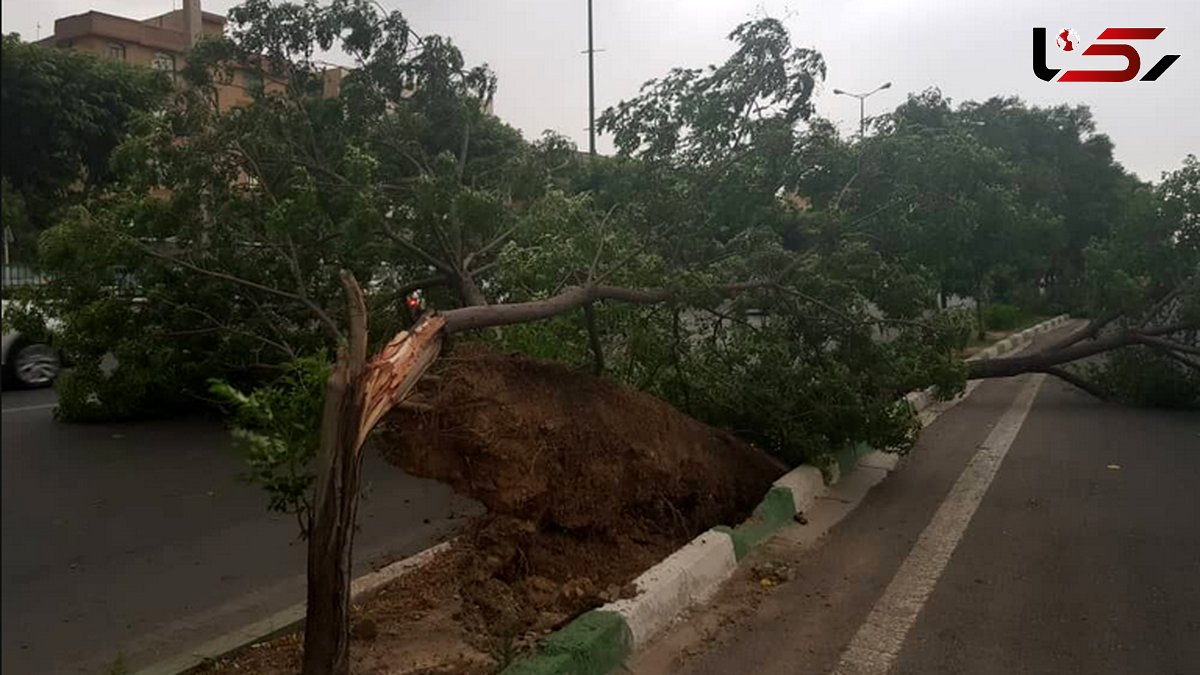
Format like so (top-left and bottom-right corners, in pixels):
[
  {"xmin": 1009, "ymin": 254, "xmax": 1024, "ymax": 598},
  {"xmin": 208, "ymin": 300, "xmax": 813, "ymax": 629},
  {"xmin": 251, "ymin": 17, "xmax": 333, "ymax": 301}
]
[
  {"xmin": 832, "ymin": 88, "xmax": 845, "ymax": 95},
  {"xmin": 880, "ymin": 81, "xmax": 892, "ymax": 90}
]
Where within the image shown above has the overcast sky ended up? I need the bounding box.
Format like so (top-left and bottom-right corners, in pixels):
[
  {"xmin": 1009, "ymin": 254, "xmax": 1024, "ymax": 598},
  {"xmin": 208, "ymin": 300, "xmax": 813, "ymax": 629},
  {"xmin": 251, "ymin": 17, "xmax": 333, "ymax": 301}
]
[{"xmin": 4, "ymin": 0, "xmax": 1197, "ymax": 182}]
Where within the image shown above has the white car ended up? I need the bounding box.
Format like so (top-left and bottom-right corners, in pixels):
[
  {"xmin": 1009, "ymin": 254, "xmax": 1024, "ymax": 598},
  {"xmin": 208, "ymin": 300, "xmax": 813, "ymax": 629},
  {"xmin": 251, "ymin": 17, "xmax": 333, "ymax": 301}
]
[{"xmin": 1, "ymin": 298, "xmax": 62, "ymax": 388}]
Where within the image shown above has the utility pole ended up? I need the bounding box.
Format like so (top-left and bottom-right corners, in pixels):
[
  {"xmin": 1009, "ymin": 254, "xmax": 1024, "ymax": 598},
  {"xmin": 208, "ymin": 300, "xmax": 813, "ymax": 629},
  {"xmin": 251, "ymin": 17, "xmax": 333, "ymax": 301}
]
[{"xmin": 586, "ymin": 0, "xmax": 596, "ymax": 156}]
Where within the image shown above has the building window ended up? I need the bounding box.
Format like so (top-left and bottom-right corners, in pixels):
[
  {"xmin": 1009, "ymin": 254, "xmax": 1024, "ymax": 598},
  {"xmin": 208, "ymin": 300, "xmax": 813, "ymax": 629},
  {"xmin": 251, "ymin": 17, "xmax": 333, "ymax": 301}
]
[
  {"xmin": 151, "ymin": 52, "xmax": 175, "ymax": 74},
  {"xmin": 107, "ymin": 42, "xmax": 126, "ymax": 61}
]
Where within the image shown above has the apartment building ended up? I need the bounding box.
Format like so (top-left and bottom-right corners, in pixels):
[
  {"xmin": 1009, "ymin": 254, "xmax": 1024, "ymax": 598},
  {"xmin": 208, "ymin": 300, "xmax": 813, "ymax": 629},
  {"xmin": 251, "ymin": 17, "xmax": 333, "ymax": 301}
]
[
  {"xmin": 35, "ymin": 0, "xmax": 341, "ymax": 111},
  {"xmin": 35, "ymin": 1, "xmax": 486, "ymax": 115}
]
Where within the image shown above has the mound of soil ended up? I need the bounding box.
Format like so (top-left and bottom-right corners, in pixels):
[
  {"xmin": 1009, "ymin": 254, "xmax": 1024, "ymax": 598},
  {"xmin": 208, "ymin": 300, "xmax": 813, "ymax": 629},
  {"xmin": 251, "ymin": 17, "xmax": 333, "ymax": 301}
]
[
  {"xmin": 379, "ymin": 343, "xmax": 784, "ymax": 659},
  {"xmin": 380, "ymin": 343, "xmax": 785, "ymax": 538},
  {"xmin": 202, "ymin": 344, "xmax": 786, "ymax": 674}
]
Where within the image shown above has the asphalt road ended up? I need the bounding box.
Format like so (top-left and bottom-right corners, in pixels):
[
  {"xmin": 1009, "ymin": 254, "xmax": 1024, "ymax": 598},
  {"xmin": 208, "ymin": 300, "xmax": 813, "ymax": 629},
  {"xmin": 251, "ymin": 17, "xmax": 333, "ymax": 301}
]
[
  {"xmin": 1, "ymin": 387, "xmax": 480, "ymax": 675},
  {"xmin": 634, "ymin": 323, "xmax": 1200, "ymax": 675}
]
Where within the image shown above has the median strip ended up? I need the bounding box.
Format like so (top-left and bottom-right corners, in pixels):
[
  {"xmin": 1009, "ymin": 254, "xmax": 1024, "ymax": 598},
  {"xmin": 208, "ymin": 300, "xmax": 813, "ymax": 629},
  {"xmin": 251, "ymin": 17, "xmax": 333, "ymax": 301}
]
[{"xmin": 140, "ymin": 314, "xmax": 1072, "ymax": 675}]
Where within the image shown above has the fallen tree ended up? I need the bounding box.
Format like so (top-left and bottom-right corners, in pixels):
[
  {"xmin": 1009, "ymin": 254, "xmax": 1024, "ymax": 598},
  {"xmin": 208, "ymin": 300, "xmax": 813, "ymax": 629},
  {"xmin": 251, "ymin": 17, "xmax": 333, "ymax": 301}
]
[
  {"xmin": 976, "ymin": 263, "xmax": 1198, "ymax": 403},
  {"xmin": 301, "ymin": 261, "xmax": 1193, "ymax": 672},
  {"xmin": 969, "ymin": 320, "xmax": 1199, "ymax": 380}
]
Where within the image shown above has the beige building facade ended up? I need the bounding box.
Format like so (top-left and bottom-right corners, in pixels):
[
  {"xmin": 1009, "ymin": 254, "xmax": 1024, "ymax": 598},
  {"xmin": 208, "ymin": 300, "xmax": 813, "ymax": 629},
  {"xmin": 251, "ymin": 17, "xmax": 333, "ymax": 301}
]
[{"xmin": 37, "ymin": 0, "xmax": 285, "ymax": 111}]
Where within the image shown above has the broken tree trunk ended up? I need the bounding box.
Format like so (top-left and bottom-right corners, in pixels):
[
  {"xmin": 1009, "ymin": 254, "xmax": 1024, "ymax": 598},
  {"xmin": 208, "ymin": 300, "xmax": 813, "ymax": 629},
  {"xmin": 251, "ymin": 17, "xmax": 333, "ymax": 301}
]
[
  {"xmin": 301, "ymin": 272, "xmax": 368, "ymax": 675},
  {"xmin": 301, "ymin": 273, "xmax": 445, "ymax": 675}
]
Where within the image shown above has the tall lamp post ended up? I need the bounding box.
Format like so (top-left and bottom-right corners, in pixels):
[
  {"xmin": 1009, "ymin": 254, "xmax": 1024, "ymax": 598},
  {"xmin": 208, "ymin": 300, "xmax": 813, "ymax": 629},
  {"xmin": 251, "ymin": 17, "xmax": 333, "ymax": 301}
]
[
  {"xmin": 832, "ymin": 81, "xmax": 892, "ymax": 138},
  {"xmin": 586, "ymin": 0, "xmax": 596, "ymax": 156}
]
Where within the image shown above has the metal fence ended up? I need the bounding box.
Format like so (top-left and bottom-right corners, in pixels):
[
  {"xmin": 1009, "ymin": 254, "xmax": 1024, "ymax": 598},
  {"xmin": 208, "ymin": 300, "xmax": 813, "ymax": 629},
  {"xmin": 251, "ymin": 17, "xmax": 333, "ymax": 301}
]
[{"xmin": 1, "ymin": 264, "xmax": 52, "ymax": 295}]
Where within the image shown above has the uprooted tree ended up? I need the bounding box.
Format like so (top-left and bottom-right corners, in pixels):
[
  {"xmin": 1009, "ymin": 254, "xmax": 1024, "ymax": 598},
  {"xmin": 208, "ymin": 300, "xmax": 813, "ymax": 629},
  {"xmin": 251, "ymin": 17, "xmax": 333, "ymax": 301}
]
[{"xmin": 19, "ymin": 0, "xmax": 1198, "ymax": 672}]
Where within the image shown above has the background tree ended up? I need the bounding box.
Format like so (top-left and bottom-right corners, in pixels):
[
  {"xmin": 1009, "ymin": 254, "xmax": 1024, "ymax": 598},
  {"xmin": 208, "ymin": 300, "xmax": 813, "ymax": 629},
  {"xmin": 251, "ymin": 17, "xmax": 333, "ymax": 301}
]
[{"xmin": 0, "ymin": 34, "xmax": 170, "ymax": 239}]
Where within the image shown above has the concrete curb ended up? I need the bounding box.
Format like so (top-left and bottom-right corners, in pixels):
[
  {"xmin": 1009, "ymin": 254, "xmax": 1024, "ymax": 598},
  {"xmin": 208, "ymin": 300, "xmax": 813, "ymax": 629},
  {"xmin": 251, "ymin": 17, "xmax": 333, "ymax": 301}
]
[
  {"xmin": 504, "ymin": 313, "xmax": 1072, "ymax": 674},
  {"xmin": 501, "ymin": 450, "xmax": 901, "ymax": 673},
  {"xmin": 500, "ymin": 610, "xmax": 632, "ymax": 675},
  {"xmin": 963, "ymin": 313, "xmax": 1069, "ymax": 366},
  {"xmin": 604, "ymin": 529, "xmax": 737, "ymax": 646},
  {"xmin": 131, "ymin": 540, "xmax": 454, "ymax": 675}
]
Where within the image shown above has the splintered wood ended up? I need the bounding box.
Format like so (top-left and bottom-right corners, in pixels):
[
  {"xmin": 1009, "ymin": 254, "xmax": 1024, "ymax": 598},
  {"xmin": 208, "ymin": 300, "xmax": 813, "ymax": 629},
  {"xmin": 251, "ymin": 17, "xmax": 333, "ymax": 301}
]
[{"xmin": 354, "ymin": 313, "xmax": 447, "ymax": 453}]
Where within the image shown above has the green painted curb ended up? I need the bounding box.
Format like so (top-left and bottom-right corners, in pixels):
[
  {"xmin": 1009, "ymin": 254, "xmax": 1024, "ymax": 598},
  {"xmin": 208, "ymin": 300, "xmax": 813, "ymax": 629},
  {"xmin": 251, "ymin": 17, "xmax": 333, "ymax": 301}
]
[
  {"xmin": 500, "ymin": 610, "xmax": 632, "ymax": 675},
  {"xmin": 835, "ymin": 441, "xmax": 873, "ymax": 477},
  {"xmin": 716, "ymin": 486, "xmax": 796, "ymax": 560}
]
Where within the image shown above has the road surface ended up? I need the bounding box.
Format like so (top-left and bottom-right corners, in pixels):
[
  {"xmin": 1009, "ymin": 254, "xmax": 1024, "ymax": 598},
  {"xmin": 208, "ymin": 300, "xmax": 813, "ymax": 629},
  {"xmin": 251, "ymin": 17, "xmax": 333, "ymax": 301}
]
[
  {"xmin": 1, "ymin": 387, "xmax": 480, "ymax": 674},
  {"xmin": 634, "ymin": 322, "xmax": 1200, "ymax": 675}
]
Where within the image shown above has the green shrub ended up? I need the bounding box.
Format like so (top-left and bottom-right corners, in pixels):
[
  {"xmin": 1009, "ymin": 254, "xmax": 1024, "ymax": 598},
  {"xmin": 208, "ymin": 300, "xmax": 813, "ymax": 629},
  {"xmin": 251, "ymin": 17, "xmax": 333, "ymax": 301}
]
[
  {"xmin": 981, "ymin": 303, "xmax": 1026, "ymax": 331},
  {"xmin": 940, "ymin": 307, "xmax": 977, "ymax": 350},
  {"xmin": 54, "ymin": 353, "xmax": 191, "ymax": 423},
  {"xmin": 209, "ymin": 355, "xmax": 331, "ymax": 536}
]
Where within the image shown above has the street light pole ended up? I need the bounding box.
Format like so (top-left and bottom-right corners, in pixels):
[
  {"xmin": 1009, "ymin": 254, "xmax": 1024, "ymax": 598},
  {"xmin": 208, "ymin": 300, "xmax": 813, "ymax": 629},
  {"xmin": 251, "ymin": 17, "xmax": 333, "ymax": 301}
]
[
  {"xmin": 587, "ymin": 0, "xmax": 596, "ymax": 156},
  {"xmin": 832, "ymin": 81, "xmax": 892, "ymax": 139}
]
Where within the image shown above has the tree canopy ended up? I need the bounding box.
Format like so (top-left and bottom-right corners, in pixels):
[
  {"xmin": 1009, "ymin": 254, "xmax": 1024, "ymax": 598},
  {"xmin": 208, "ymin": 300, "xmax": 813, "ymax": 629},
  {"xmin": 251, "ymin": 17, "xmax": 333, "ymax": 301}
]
[
  {"xmin": 23, "ymin": 2, "xmax": 1198, "ymax": 434},
  {"xmin": 0, "ymin": 34, "xmax": 171, "ymax": 240}
]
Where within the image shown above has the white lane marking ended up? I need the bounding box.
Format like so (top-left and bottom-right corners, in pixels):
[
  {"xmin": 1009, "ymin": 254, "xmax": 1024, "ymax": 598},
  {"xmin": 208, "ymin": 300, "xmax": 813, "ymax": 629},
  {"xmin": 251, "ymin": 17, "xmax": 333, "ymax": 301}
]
[
  {"xmin": 833, "ymin": 374, "xmax": 1046, "ymax": 675},
  {"xmin": 1, "ymin": 402, "xmax": 57, "ymax": 414}
]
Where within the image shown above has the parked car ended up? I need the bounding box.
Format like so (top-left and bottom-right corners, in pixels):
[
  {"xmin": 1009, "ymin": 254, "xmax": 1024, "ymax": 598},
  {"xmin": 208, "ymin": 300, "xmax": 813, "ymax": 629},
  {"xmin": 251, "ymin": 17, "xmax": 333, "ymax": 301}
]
[{"xmin": 1, "ymin": 298, "xmax": 62, "ymax": 388}]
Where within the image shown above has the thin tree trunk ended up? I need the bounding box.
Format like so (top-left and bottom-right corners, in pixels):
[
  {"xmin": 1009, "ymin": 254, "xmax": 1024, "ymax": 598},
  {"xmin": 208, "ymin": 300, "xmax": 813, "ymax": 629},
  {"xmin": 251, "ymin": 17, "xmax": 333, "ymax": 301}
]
[
  {"xmin": 975, "ymin": 286, "xmax": 986, "ymax": 341},
  {"xmin": 457, "ymin": 271, "xmax": 489, "ymax": 308},
  {"xmin": 302, "ymin": 273, "xmax": 369, "ymax": 675},
  {"xmin": 301, "ymin": 371, "xmax": 364, "ymax": 675}
]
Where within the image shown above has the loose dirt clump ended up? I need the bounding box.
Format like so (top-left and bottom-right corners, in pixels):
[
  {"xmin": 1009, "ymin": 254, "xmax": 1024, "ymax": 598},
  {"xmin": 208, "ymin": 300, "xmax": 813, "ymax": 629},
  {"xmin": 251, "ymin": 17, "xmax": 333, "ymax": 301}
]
[
  {"xmin": 382, "ymin": 342, "xmax": 785, "ymax": 537},
  {"xmin": 201, "ymin": 344, "xmax": 785, "ymax": 673}
]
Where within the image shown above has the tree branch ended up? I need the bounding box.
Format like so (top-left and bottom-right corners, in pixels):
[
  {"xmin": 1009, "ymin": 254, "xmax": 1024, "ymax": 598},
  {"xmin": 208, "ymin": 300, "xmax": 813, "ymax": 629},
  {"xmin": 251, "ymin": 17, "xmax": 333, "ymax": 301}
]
[
  {"xmin": 469, "ymin": 259, "xmax": 501, "ymax": 277},
  {"xmin": 392, "ymin": 274, "xmax": 450, "ymax": 300},
  {"xmin": 1041, "ymin": 366, "xmax": 1108, "ymax": 400},
  {"xmin": 969, "ymin": 322, "xmax": 1200, "ymax": 379},
  {"xmin": 1135, "ymin": 334, "xmax": 1200, "ymax": 356},
  {"xmin": 159, "ymin": 297, "xmax": 299, "ymax": 360},
  {"xmin": 1138, "ymin": 285, "xmax": 1184, "ymax": 327},
  {"xmin": 131, "ymin": 238, "xmax": 344, "ymax": 342},
  {"xmin": 441, "ymin": 280, "xmax": 773, "ymax": 333},
  {"xmin": 1148, "ymin": 344, "xmax": 1200, "ymax": 373},
  {"xmin": 282, "ymin": 232, "xmax": 345, "ymax": 344},
  {"xmin": 381, "ymin": 224, "xmax": 456, "ymax": 276},
  {"xmin": 585, "ymin": 204, "xmax": 621, "ymax": 284},
  {"xmin": 463, "ymin": 222, "xmax": 520, "ymax": 272},
  {"xmin": 1043, "ymin": 308, "xmax": 1123, "ymax": 354}
]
